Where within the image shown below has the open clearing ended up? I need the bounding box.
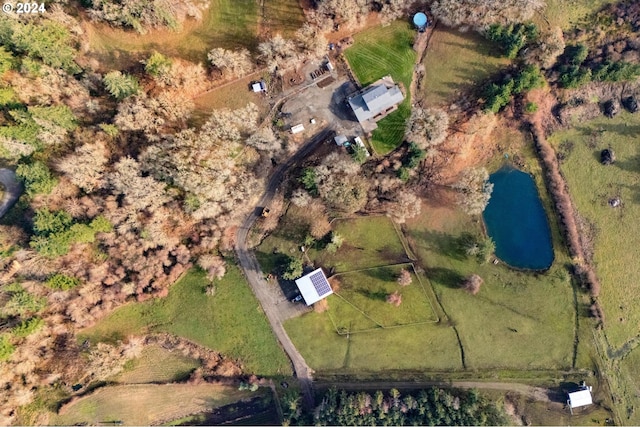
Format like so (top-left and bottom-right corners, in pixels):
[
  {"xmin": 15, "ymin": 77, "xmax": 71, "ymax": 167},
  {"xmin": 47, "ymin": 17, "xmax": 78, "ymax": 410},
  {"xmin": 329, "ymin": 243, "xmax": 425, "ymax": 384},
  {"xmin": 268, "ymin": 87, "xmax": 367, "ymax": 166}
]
[
  {"xmin": 344, "ymin": 21, "xmax": 416, "ymax": 154},
  {"xmin": 84, "ymin": 0, "xmax": 304, "ymax": 67},
  {"xmin": 51, "ymin": 383, "xmax": 258, "ymax": 426},
  {"xmin": 539, "ymin": 0, "xmax": 618, "ymax": 30},
  {"xmin": 548, "ymin": 112, "xmax": 640, "ymax": 349},
  {"xmin": 80, "ymin": 266, "xmax": 292, "ymax": 377},
  {"xmin": 113, "ymin": 344, "xmax": 200, "ymax": 384},
  {"xmin": 420, "ymin": 29, "xmax": 508, "ymax": 107}
]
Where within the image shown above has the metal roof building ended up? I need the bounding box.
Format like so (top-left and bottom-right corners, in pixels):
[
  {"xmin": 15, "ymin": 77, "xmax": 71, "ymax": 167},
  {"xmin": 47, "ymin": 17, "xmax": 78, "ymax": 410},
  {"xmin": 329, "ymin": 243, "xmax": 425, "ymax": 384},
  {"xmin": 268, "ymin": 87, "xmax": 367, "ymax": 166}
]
[
  {"xmin": 294, "ymin": 268, "xmax": 333, "ymax": 306},
  {"xmin": 567, "ymin": 389, "xmax": 593, "ymax": 410},
  {"xmin": 348, "ymin": 76, "xmax": 404, "ymax": 132}
]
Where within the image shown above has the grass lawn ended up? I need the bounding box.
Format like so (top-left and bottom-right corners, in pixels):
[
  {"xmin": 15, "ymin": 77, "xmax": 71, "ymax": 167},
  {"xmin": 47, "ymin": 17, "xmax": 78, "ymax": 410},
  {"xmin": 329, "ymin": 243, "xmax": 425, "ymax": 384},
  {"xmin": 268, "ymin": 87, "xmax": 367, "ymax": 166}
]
[
  {"xmin": 51, "ymin": 383, "xmax": 258, "ymax": 426},
  {"xmin": 421, "ymin": 29, "xmax": 508, "ymax": 107},
  {"xmin": 113, "ymin": 344, "xmax": 200, "ymax": 384},
  {"xmin": 80, "ymin": 266, "xmax": 292, "ymax": 377},
  {"xmin": 344, "ymin": 21, "xmax": 416, "ymax": 154},
  {"xmin": 328, "ymin": 265, "xmax": 438, "ymax": 332},
  {"xmin": 86, "ymin": 0, "xmax": 303, "ymax": 67},
  {"xmin": 312, "ymin": 216, "xmax": 409, "ymax": 272},
  {"xmin": 547, "ymin": 112, "xmax": 640, "ymax": 349}
]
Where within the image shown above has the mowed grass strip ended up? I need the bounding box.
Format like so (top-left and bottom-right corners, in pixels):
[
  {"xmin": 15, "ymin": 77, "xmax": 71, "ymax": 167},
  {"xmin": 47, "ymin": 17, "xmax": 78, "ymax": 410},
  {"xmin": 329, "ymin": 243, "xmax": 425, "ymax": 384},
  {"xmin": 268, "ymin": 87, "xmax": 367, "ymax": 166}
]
[
  {"xmin": 80, "ymin": 266, "xmax": 292, "ymax": 377},
  {"xmin": 285, "ymin": 311, "xmax": 462, "ymax": 372},
  {"xmin": 52, "ymin": 383, "xmax": 257, "ymax": 426},
  {"xmin": 548, "ymin": 112, "xmax": 640, "ymax": 348},
  {"xmin": 114, "ymin": 344, "xmax": 200, "ymax": 384},
  {"xmin": 262, "ymin": 0, "xmax": 306, "ymax": 37},
  {"xmin": 344, "ymin": 21, "xmax": 416, "ymax": 154},
  {"xmin": 312, "ymin": 216, "xmax": 409, "ymax": 272},
  {"xmin": 329, "ymin": 265, "xmax": 438, "ymax": 332},
  {"xmin": 405, "ymin": 201, "xmax": 576, "ymax": 370},
  {"xmin": 421, "ymin": 29, "xmax": 508, "ymax": 107}
]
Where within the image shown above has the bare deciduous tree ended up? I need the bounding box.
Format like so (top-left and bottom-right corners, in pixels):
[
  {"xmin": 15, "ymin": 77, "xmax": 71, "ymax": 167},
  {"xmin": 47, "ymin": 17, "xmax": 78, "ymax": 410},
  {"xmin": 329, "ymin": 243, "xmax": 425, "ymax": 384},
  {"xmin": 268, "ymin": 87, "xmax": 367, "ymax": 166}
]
[
  {"xmin": 397, "ymin": 269, "xmax": 412, "ymax": 286},
  {"xmin": 207, "ymin": 48, "xmax": 254, "ymax": 78},
  {"xmin": 386, "ymin": 291, "xmax": 402, "ymax": 306},
  {"xmin": 405, "ymin": 107, "xmax": 449, "ymax": 151},
  {"xmin": 258, "ymin": 34, "xmax": 297, "ymax": 74},
  {"xmin": 461, "ymin": 274, "xmax": 484, "ymax": 294},
  {"xmin": 453, "ymin": 167, "xmax": 493, "ymax": 216}
]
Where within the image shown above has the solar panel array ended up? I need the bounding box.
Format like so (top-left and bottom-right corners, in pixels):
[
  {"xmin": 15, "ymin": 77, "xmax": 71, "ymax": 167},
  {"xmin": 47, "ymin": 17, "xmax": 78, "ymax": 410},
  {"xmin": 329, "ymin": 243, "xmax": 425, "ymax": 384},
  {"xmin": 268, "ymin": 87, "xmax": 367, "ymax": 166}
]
[{"xmin": 309, "ymin": 270, "xmax": 331, "ymax": 297}]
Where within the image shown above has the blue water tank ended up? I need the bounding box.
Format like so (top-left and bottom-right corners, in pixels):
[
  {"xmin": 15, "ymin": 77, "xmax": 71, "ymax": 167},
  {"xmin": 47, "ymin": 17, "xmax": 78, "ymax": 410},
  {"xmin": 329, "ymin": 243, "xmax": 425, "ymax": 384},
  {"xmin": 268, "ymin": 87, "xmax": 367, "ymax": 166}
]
[{"xmin": 413, "ymin": 12, "xmax": 428, "ymax": 29}]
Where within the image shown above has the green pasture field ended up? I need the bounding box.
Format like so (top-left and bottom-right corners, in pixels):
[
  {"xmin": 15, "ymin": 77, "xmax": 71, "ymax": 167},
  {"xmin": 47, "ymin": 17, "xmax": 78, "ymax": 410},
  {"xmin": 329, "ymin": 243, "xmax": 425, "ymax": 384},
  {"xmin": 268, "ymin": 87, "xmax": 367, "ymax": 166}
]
[
  {"xmin": 86, "ymin": 0, "xmax": 304, "ymax": 67},
  {"xmin": 548, "ymin": 111, "xmax": 640, "ymax": 424},
  {"xmin": 404, "ymin": 193, "xmax": 577, "ymax": 371},
  {"xmin": 80, "ymin": 266, "xmax": 291, "ymax": 377},
  {"xmin": 113, "ymin": 344, "xmax": 200, "ymax": 384},
  {"xmin": 51, "ymin": 383, "xmax": 258, "ymax": 426},
  {"xmin": 285, "ymin": 311, "xmax": 462, "ymax": 372},
  {"xmin": 420, "ymin": 29, "xmax": 509, "ymax": 107},
  {"xmin": 328, "ymin": 265, "xmax": 438, "ymax": 332},
  {"xmin": 344, "ymin": 21, "xmax": 416, "ymax": 154},
  {"xmin": 547, "ymin": 112, "xmax": 640, "ymax": 349}
]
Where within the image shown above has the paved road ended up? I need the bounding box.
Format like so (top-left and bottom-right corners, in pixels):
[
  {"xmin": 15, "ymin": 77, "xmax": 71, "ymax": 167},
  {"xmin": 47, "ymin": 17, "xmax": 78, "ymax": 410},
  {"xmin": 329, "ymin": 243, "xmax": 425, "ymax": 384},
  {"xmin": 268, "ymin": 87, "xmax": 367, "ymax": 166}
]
[
  {"xmin": 235, "ymin": 127, "xmax": 334, "ymax": 410},
  {"xmin": 0, "ymin": 168, "xmax": 22, "ymax": 219}
]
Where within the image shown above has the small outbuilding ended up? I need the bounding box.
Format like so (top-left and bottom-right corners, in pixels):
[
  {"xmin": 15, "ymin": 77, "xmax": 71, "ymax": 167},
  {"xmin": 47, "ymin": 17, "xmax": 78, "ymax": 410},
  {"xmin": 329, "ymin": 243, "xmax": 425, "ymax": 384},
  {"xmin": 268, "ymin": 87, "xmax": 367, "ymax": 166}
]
[
  {"xmin": 251, "ymin": 81, "xmax": 267, "ymax": 93},
  {"xmin": 567, "ymin": 386, "xmax": 593, "ymax": 414},
  {"xmin": 294, "ymin": 268, "xmax": 333, "ymax": 306},
  {"xmin": 291, "ymin": 124, "xmax": 305, "ymax": 134},
  {"xmin": 334, "ymin": 135, "xmax": 348, "ymax": 146}
]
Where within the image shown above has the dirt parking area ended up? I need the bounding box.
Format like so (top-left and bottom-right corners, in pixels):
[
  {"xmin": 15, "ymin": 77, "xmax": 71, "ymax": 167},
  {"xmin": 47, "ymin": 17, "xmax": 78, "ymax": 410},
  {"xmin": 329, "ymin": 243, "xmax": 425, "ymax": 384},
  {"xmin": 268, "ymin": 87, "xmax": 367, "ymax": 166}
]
[{"xmin": 281, "ymin": 75, "xmax": 363, "ymax": 141}]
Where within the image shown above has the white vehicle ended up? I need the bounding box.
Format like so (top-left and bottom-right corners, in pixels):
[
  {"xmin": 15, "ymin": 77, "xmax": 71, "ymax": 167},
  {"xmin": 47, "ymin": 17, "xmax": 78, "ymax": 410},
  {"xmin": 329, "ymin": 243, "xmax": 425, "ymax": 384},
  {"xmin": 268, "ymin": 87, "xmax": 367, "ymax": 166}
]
[{"xmin": 353, "ymin": 137, "xmax": 370, "ymax": 156}]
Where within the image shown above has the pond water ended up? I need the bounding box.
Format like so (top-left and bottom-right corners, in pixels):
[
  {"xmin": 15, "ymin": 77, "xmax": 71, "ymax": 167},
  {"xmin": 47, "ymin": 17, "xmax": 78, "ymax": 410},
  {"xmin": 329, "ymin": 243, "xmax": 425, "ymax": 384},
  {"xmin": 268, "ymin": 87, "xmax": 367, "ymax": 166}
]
[{"xmin": 483, "ymin": 167, "xmax": 554, "ymax": 270}]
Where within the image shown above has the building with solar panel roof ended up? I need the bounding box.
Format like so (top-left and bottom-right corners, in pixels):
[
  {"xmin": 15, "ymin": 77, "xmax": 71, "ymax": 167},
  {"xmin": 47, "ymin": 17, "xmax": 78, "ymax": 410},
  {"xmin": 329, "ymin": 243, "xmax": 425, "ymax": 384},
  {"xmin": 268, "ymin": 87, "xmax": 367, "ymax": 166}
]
[{"xmin": 294, "ymin": 268, "xmax": 333, "ymax": 306}]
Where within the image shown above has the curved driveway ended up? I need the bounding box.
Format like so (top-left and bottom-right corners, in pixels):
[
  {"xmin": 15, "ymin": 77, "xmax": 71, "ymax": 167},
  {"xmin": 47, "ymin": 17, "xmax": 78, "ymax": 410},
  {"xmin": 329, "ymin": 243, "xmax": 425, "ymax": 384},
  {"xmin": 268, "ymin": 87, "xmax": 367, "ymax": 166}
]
[
  {"xmin": 235, "ymin": 127, "xmax": 334, "ymax": 409},
  {"xmin": 0, "ymin": 168, "xmax": 22, "ymax": 218}
]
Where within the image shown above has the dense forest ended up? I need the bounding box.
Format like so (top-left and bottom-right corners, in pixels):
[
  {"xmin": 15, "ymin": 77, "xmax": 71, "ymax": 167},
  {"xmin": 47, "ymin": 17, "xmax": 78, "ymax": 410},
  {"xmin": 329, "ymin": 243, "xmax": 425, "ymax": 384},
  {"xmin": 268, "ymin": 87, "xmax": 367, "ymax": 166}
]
[{"xmin": 282, "ymin": 387, "xmax": 507, "ymax": 426}]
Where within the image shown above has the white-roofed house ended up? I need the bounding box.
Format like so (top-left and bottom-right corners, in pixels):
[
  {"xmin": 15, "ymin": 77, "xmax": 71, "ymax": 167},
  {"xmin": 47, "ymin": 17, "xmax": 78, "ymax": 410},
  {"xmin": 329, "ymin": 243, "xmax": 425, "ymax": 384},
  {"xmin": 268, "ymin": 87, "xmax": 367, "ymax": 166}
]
[{"xmin": 294, "ymin": 268, "xmax": 333, "ymax": 306}]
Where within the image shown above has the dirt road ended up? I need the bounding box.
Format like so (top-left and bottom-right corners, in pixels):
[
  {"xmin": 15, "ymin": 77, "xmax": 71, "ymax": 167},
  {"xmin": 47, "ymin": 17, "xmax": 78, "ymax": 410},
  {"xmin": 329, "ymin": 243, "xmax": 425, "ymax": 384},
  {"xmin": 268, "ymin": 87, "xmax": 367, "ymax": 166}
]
[
  {"xmin": 234, "ymin": 127, "xmax": 334, "ymax": 409},
  {"xmin": 0, "ymin": 168, "xmax": 22, "ymax": 219}
]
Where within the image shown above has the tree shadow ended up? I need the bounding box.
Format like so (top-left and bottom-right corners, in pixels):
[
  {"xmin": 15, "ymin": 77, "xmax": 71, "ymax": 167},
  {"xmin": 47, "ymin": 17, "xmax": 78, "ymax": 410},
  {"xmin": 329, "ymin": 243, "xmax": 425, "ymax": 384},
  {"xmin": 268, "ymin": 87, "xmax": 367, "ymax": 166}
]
[
  {"xmin": 414, "ymin": 230, "xmax": 474, "ymax": 260},
  {"xmin": 616, "ymin": 153, "xmax": 640, "ymax": 173},
  {"xmin": 361, "ymin": 266, "xmax": 399, "ymax": 282},
  {"xmin": 426, "ymin": 267, "xmax": 464, "ymax": 289},
  {"xmin": 576, "ymin": 123, "xmax": 640, "ymax": 137},
  {"xmin": 357, "ymin": 288, "xmax": 388, "ymax": 302},
  {"xmin": 329, "ymin": 81, "xmax": 358, "ymax": 121}
]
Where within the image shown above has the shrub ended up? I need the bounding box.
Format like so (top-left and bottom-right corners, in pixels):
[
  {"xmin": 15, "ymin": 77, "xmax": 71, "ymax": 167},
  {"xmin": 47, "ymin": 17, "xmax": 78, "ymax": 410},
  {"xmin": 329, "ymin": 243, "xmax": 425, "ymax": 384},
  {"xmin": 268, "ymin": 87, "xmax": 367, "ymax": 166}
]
[
  {"xmin": 103, "ymin": 71, "xmax": 140, "ymax": 100},
  {"xmin": 300, "ymin": 168, "xmax": 318, "ymax": 196},
  {"xmin": 0, "ymin": 334, "xmax": 14, "ymax": 361},
  {"xmin": 16, "ymin": 161, "xmax": 57, "ymax": 196},
  {"xmin": 11, "ymin": 317, "xmax": 43, "ymax": 338},
  {"xmin": 350, "ymin": 144, "xmax": 368, "ymax": 164},
  {"xmin": 282, "ymin": 256, "xmax": 303, "ymax": 280},
  {"xmin": 461, "ymin": 274, "xmax": 484, "ymax": 295},
  {"xmin": 46, "ymin": 273, "xmax": 81, "ymax": 291},
  {"xmin": 525, "ymin": 102, "xmax": 538, "ymax": 113}
]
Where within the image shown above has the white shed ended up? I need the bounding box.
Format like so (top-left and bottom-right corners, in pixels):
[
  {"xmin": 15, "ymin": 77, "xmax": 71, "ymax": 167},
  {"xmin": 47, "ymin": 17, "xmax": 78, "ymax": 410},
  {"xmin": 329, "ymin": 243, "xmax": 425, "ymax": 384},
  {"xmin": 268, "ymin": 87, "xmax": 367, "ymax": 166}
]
[
  {"xmin": 334, "ymin": 135, "xmax": 348, "ymax": 146},
  {"xmin": 567, "ymin": 388, "xmax": 593, "ymax": 412},
  {"xmin": 290, "ymin": 124, "xmax": 305, "ymax": 134}
]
